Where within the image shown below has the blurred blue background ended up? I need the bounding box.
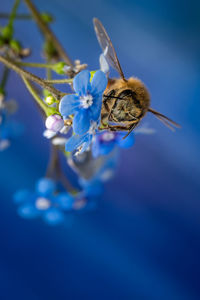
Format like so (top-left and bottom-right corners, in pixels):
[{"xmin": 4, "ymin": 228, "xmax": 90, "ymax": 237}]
[{"xmin": 0, "ymin": 0, "xmax": 200, "ymax": 299}]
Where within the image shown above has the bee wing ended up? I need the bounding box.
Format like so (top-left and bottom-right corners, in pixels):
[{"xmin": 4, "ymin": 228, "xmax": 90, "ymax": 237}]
[
  {"xmin": 93, "ymin": 18, "xmax": 126, "ymax": 80},
  {"xmin": 148, "ymin": 108, "xmax": 181, "ymax": 131}
]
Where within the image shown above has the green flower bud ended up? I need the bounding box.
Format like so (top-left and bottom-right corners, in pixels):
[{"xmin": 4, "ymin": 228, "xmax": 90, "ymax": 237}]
[
  {"xmin": 41, "ymin": 13, "xmax": 53, "ymax": 23},
  {"xmin": 45, "ymin": 95, "xmax": 55, "ymax": 105},
  {"xmin": 52, "ymin": 62, "xmax": 67, "ymax": 75},
  {"xmin": 43, "ymin": 40, "xmax": 58, "ymax": 59},
  {"xmin": 2, "ymin": 26, "xmax": 13, "ymax": 40},
  {"xmin": 9, "ymin": 40, "xmax": 22, "ymax": 53}
]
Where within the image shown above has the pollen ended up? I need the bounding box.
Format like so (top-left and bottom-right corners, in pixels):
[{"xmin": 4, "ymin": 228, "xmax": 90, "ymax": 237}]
[
  {"xmin": 80, "ymin": 94, "xmax": 93, "ymax": 109},
  {"xmin": 35, "ymin": 197, "xmax": 51, "ymax": 210},
  {"xmin": 101, "ymin": 132, "xmax": 115, "ymax": 141}
]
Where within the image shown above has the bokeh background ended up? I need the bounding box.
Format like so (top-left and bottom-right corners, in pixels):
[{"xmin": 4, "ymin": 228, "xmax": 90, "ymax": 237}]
[{"xmin": 0, "ymin": 0, "xmax": 200, "ymax": 299}]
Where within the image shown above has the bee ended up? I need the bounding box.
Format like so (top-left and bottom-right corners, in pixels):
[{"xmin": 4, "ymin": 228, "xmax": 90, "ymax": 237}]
[{"xmin": 93, "ymin": 18, "xmax": 180, "ymax": 137}]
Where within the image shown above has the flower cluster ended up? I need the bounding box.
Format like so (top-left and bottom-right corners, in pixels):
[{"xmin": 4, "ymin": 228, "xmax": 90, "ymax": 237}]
[
  {"xmin": 44, "ymin": 69, "xmax": 108, "ymax": 155},
  {"xmin": 92, "ymin": 131, "xmax": 135, "ymax": 158},
  {"xmin": 13, "ymin": 175, "xmax": 106, "ymax": 225},
  {"xmin": 14, "ymin": 178, "xmax": 74, "ymax": 225}
]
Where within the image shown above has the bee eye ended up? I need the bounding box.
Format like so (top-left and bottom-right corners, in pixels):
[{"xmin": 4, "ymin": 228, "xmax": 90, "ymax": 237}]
[{"xmin": 118, "ymin": 89, "xmax": 137, "ymax": 100}]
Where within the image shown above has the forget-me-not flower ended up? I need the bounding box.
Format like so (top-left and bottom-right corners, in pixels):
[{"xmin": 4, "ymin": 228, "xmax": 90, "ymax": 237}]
[
  {"xmin": 65, "ymin": 121, "xmax": 98, "ymax": 155},
  {"xmin": 92, "ymin": 131, "xmax": 135, "ymax": 157},
  {"xmin": 14, "ymin": 178, "xmax": 74, "ymax": 226},
  {"xmin": 59, "ymin": 70, "xmax": 107, "ymax": 135}
]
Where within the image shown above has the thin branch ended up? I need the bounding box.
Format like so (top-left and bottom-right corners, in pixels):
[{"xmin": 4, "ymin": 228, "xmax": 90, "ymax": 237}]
[
  {"xmin": 0, "ymin": 55, "xmax": 65, "ymax": 99},
  {"xmin": 0, "ymin": 13, "xmax": 32, "ymax": 19},
  {"xmin": 44, "ymin": 78, "xmax": 73, "ymax": 84},
  {"xmin": 0, "ymin": 67, "xmax": 10, "ymax": 90},
  {"xmin": 16, "ymin": 61, "xmax": 55, "ymax": 68},
  {"xmin": 23, "ymin": 0, "xmax": 73, "ymax": 67},
  {"xmin": 22, "ymin": 76, "xmax": 50, "ymax": 115},
  {"xmin": 8, "ymin": 0, "xmax": 21, "ymax": 28}
]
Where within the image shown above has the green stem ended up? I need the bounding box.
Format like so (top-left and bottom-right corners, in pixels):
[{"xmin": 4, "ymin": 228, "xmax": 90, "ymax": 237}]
[
  {"xmin": 0, "ymin": 13, "xmax": 32, "ymax": 20},
  {"xmin": 0, "ymin": 67, "xmax": 10, "ymax": 90},
  {"xmin": 8, "ymin": 0, "xmax": 21, "ymax": 28},
  {"xmin": 16, "ymin": 61, "xmax": 55, "ymax": 69},
  {"xmin": 22, "ymin": 76, "xmax": 56, "ymax": 116},
  {"xmin": 44, "ymin": 78, "xmax": 73, "ymax": 84},
  {"xmin": 23, "ymin": 0, "xmax": 73, "ymax": 67},
  {"xmin": 0, "ymin": 55, "xmax": 65, "ymax": 99}
]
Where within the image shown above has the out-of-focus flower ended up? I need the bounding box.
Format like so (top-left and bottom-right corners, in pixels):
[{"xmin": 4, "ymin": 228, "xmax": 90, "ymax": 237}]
[
  {"xmin": 92, "ymin": 131, "xmax": 135, "ymax": 157},
  {"xmin": 14, "ymin": 178, "xmax": 74, "ymax": 226},
  {"xmin": 65, "ymin": 121, "xmax": 98, "ymax": 155},
  {"xmin": 44, "ymin": 114, "xmax": 69, "ymax": 139},
  {"xmin": 45, "ymin": 114, "xmax": 64, "ymax": 132},
  {"xmin": 59, "ymin": 70, "xmax": 107, "ymax": 135}
]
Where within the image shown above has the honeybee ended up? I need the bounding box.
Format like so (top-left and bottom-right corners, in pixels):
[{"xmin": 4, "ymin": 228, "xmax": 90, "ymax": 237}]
[{"xmin": 93, "ymin": 18, "xmax": 180, "ymax": 137}]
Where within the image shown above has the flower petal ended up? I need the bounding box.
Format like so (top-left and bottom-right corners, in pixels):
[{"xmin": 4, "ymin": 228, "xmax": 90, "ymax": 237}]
[
  {"xmin": 65, "ymin": 134, "xmax": 88, "ymax": 153},
  {"xmin": 59, "ymin": 94, "xmax": 80, "ymax": 117},
  {"xmin": 43, "ymin": 207, "xmax": 64, "ymax": 225},
  {"xmin": 73, "ymin": 70, "xmax": 91, "ymax": 96},
  {"xmin": 79, "ymin": 135, "xmax": 92, "ymax": 154},
  {"xmin": 36, "ymin": 178, "xmax": 56, "ymax": 197},
  {"xmin": 56, "ymin": 193, "xmax": 74, "ymax": 210},
  {"xmin": 13, "ymin": 189, "xmax": 31, "ymax": 204},
  {"xmin": 17, "ymin": 203, "xmax": 40, "ymax": 219},
  {"xmin": 90, "ymin": 70, "xmax": 108, "ymax": 96},
  {"xmin": 73, "ymin": 110, "xmax": 90, "ymax": 135},
  {"xmin": 89, "ymin": 95, "xmax": 102, "ymax": 121}
]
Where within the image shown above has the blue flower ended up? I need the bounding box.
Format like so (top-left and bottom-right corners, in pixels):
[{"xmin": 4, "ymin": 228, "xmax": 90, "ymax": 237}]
[
  {"xmin": 13, "ymin": 178, "xmax": 74, "ymax": 226},
  {"xmin": 65, "ymin": 121, "xmax": 98, "ymax": 155},
  {"xmin": 92, "ymin": 131, "xmax": 135, "ymax": 157},
  {"xmin": 59, "ymin": 70, "xmax": 107, "ymax": 135}
]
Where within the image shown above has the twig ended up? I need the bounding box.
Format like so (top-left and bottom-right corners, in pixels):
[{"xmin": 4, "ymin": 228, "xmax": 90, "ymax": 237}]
[
  {"xmin": 23, "ymin": 0, "xmax": 73, "ymax": 67},
  {"xmin": 0, "ymin": 55, "xmax": 64, "ymax": 99},
  {"xmin": 44, "ymin": 78, "xmax": 73, "ymax": 84},
  {"xmin": 0, "ymin": 13, "xmax": 32, "ymax": 19},
  {"xmin": 21, "ymin": 76, "xmax": 56, "ymax": 116}
]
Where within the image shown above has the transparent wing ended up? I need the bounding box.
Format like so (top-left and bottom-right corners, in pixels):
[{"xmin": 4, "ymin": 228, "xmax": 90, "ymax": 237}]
[
  {"xmin": 148, "ymin": 108, "xmax": 181, "ymax": 131},
  {"xmin": 93, "ymin": 18, "xmax": 126, "ymax": 80}
]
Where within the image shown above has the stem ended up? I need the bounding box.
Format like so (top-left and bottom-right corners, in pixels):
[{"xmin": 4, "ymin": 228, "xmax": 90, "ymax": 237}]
[
  {"xmin": 22, "ymin": 76, "xmax": 53, "ymax": 115},
  {"xmin": 44, "ymin": 78, "xmax": 73, "ymax": 84},
  {"xmin": 8, "ymin": 0, "xmax": 21, "ymax": 28},
  {"xmin": 23, "ymin": 0, "xmax": 73, "ymax": 67},
  {"xmin": 0, "ymin": 13, "xmax": 32, "ymax": 20},
  {"xmin": 16, "ymin": 61, "xmax": 55, "ymax": 68},
  {"xmin": 46, "ymin": 145, "xmax": 78, "ymax": 193},
  {"xmin": 0, "ymin": 67, "xmax": 10, "ymax": 90},
  {"xmin": 0, "ymin": 55, "xmax": 64, "ymax": 99}
]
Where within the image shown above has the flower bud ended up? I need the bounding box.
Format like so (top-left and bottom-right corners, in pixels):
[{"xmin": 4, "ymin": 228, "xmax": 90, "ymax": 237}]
[
  {"xmin": 2, "ymin": 26, "xmax": 13, "ymax": 40},
  {"xmin": 52, "ymin": 62, "xmax": 67, "ymax": 75},
  {"xmin": 45, "ymin": 95, "xmax": 55, "ymax": 105},
  {"xmin": 9, "ymin": 40, "xmax": 22, "ymax": 53},
  {"xmin": 45, "ymin": 114, "xmax": 64, "ymax": 132}
]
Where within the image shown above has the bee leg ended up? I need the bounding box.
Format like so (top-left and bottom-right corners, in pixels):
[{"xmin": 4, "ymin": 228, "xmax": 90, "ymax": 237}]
[
  {"xmin": 103, "ymin": 101, "xmax": 110, "ymax": 112},
  {"xmin": 108, "ymin": 125, "xmax": 129, "ymax": 132}
]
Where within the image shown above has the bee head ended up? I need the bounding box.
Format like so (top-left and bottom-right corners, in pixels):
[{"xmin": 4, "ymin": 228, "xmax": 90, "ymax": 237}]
[{"xmin": 111, "ymin": 89, "xmax": 142, "ymax": 122}]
